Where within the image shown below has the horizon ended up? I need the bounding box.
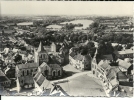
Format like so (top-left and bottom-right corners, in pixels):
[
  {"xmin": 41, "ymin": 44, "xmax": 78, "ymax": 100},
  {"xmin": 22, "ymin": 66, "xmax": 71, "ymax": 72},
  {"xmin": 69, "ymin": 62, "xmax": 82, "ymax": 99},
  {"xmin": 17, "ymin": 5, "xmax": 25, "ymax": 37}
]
[{"xmin": 1, "ymin": 1, "xmax": 133, "ymax": 16}]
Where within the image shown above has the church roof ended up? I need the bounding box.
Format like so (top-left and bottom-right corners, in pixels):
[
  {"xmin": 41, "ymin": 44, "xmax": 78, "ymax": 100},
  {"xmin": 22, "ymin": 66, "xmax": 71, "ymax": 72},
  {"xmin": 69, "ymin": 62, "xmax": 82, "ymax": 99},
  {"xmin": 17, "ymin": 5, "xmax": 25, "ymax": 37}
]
[
  {"xmin": 37, "ymin": 42, "xmax": 46, "ymax": 53},
  {"xmin": 17, "ymin": 63, "xmax": 38, "ymax": 69}
]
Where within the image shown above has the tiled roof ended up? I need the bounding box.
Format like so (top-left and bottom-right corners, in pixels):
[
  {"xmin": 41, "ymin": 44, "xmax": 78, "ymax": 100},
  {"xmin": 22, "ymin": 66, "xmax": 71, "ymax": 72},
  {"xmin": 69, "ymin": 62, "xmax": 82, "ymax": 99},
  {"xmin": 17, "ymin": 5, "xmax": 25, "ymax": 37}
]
[
  {"xmin": 101, "ymin": 54, "xmax": 113, "ymax": 61},
  {"xmin": 17, "ymin": 63, "xmax": 38, "ymax": 69},
  {"xmin": 106, "ymin": 68, "xmax": 116, "ymax": 81},
  {"xmin": 117, "ymin": 59, "xmax": 131, "ymax": 69},
  {"xmin": 50, "ymin": 85, "xmax": 69, "ymax": 96},
  {"xmin": 117, "ymin": 71, "xmax": 128, "ymax": 81},
  {"xmin": 22, "ymin": 76, "xmax": 34, "ymax": 85},
  {"xmin": 39, "ymin": 62, "xmax": 48, "ymax": 68},
  {"xmin": 49, "ymin": 64, "xmax": 61, "ymax": 68},
  {"xmin": 0, "ymin": 70, "xmax": 10, "ymax": 82},
  {"xmin": 34, "ymin": 71, "xmax": 41, "ymax": 81},
  {"xmin": 36, "ymin": 74, "xmax": 45, "ymax": 86},
  {"xmin": 98, "ymin": 60, "xmax": 111, "ymax": 70},
  {"xmin": 34, "ymin": 72, "xmax": 50, "ymax": 87},
  {"xmin": 69, "ymin": 52, "xmax": 76, "ymax": 58},
  {"xmin": 118, "ymin": 49, "xmax": 133, "ymax": 55},
  {"xmin": 76, "ymin": 54, "xmax": 84, "ymax": 61}
]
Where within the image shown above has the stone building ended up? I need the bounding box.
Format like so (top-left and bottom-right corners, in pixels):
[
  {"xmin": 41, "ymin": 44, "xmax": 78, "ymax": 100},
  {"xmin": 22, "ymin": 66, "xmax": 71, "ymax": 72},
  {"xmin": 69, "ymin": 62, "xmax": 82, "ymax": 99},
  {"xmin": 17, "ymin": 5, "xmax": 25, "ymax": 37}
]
[
  {"xmin": 38, "ymin": 62, "xmax": 63, "ymax": 80},
  {"xmin": 15, "ymin": 63, "xmax": 38, "ymax": 89},
  {"xmin": 69, "ymin": 51, "xmax": 92, "ymax": 71},
  {"xmin": 34, "ymin": 42, "xmax": 49, "ymax": 66},
  {"xmin": 0, "ymin": 69, "xmax": 11, "ymax": 88}
]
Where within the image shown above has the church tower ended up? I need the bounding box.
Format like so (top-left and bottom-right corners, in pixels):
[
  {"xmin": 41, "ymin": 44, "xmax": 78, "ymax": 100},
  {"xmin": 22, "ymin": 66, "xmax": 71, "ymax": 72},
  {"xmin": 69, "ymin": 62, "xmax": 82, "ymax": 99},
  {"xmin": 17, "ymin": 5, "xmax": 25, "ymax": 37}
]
[
  {"xmin": 51, "ymin": 42, "xmax": 56, "ymax": 52},
  {"xmin": 34, "ymin": 42, "xmax": 49, "ymax": 66}
]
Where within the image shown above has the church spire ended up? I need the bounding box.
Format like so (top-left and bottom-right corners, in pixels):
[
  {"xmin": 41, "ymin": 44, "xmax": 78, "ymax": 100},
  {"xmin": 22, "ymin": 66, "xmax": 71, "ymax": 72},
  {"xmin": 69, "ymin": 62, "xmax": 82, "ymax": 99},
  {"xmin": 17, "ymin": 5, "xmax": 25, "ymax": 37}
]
[{"xmin": 37, "ymin": 41, "xmax": 46, "ymax": 52}]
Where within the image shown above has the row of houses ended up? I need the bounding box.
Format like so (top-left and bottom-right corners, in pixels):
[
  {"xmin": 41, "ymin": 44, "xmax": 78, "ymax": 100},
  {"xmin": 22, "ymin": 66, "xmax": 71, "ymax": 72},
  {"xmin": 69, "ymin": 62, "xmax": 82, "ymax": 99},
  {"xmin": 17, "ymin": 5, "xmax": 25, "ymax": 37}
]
[{"xmin": 91, "ymin": 49, "xmax": 133, "ymax": 95}]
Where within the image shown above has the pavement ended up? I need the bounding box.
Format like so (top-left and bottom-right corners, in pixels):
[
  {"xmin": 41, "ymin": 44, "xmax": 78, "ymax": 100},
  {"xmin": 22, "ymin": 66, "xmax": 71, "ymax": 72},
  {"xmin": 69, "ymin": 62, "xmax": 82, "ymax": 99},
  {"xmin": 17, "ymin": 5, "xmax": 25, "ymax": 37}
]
[
  {"xmin": 50, "ymin": 68, "xmax": 107, "ymax": 97},
  {"xmin": 51, "ymin": 74, "xmax": 106, "ymax": 97},
  {"xmin": 63, "ymin": 64, "xmax": 81, "ymax": 73}
]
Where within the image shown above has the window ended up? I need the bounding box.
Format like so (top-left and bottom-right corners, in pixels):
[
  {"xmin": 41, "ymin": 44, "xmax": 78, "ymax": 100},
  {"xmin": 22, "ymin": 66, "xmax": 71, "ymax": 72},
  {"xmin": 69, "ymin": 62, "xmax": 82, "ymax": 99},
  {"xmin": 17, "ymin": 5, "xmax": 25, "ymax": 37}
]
[
  {"xmin": 22, "ymin": 71, "xmax": 24, "ymax": 76},
  {"xmin": 53, "ymin": 71, "xmax": 56, "ymax": 77},
  {"xmin": 44, "ymin": 70, "xmax": 48, "ymax": 76},
  {"xmin": 27, "ymin": 70, "xmax": 29, "ymax": 75},
  {"xmin": 58, "ymin": 70, "xmax": 60, "ymax": 76}
]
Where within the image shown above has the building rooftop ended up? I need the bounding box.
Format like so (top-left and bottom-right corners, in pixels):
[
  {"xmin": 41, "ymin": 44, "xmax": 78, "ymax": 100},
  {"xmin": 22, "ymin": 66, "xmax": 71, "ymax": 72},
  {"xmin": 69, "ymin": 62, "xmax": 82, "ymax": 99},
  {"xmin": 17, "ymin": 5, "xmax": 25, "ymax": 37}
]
[
  {"xmin": 117, "ymin": 59, "xmax": 131, "ymax": 69},
  {"xmin": 50, "ymin": 85, "xmax": 69, "ymax": 96},
  {"xmin": 0, "ymin": 70, "xmax": 10, "ymax": 82},
  {"xmin": 49, "ymin": 64, "xmax": 61, "ymax": 68},
  {"xmin": 117, "ymin": 71, "xmax": 128, "ymax": 81},
  {"xmin": 101, "ymin": 54, "xmax": 113, "ymax": 61},
  {"xmin": 34, "ymin": 72, "xmax": 50, "ymax": 87},
  {"xmin": 23, "ymin": 76, "xmax": 34, "ymax": 85},
  {"xmin": 17, "ymin": 63, "xmax": 38, "ymax": 69},
  {"xmin": 98, "ymin": 60, "xmax": 111, "ymax": 70},
  {"xmin": 118, "ymin": 49, "xmax": 133, "ymax": 55}
]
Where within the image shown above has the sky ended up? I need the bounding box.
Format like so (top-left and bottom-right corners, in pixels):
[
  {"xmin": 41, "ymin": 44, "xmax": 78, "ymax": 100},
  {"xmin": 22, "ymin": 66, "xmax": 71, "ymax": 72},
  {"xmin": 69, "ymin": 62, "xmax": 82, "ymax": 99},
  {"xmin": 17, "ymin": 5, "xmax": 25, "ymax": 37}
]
[{"xmin": 0, "ymin": 1, "xmax": 133, "ymax": 16}]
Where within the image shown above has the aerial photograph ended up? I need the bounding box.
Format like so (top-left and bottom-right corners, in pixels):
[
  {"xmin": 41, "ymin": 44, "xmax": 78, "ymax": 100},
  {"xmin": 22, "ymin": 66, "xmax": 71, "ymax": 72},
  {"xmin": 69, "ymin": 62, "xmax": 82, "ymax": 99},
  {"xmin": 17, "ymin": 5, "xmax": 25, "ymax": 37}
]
[{"xmin": 0, "ymin": 1, "xmax": 133, "ymax": 97}]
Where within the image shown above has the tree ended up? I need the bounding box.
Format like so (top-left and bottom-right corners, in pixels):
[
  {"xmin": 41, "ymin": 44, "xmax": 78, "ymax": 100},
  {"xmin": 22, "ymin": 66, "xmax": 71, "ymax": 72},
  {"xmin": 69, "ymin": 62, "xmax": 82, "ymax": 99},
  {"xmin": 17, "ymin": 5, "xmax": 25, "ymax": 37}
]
[
  {"xmin": 106, "ymin": 42, "xmax": 114, "ymax": 54},
  {"xmin": 14, "ymin": 54, "xmax": 22, "ymax": 63},
  {"xmin": 87, "ymin": 41, "xmax": 95, "ymax": 49},
  {"xmin": 72, "ymin": 35, "xmax": 78, "ymax": 42},
  {"xmin": 126, "ymin": 43, "xmax": 133, "ymax": 49},
  {"xmin": 117, "ymin": 45, "xmax": 123, "ymax": 51}
]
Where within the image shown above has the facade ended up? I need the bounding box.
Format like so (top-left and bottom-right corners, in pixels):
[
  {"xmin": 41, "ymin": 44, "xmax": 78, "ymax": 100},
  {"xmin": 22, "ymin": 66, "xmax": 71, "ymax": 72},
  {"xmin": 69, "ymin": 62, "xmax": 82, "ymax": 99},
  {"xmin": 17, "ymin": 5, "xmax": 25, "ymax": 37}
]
[
  {"xmin": 117, "ymin": 59, "xmax": 132, "ymax": 75},
  {"xmin": 38, "ymin": 62, "xmax": 63, "ymax": 79},
  {"xmin": 69, "ymin": 51, "xmax": 92, "ymax": 71},
  {"xmin": 91, "ymin": 51, "xmax": 119, "ymax": 94},
  {"xmin": 117, "ymin": 49, "xmax": 133, "ymax": 59},
  {"xmin": 34, "ymin": 42, "xmax": 49, "ymax": 66},
  {"xmin": 15, "ymin": 63, "xmax": 38, "ymax": 89},
  {"xmin": 0, "ymin": 70, "xmax": 11, "ymax": 88}
]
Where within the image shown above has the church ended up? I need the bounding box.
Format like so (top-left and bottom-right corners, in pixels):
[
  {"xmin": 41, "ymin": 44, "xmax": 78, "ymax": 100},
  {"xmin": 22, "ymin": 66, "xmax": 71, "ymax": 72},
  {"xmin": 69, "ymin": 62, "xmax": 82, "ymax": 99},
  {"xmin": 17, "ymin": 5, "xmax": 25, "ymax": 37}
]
[
  {"xmin": 16, "ymin": 42, "xmax": 63, "ymax": 92},
  {"xmin": 34, "ymin": 41, "xmax": 63, "ymax": 79},
  {"xmin": 34, "ymin": 42, "xmax": 49, "ymax": 66}
]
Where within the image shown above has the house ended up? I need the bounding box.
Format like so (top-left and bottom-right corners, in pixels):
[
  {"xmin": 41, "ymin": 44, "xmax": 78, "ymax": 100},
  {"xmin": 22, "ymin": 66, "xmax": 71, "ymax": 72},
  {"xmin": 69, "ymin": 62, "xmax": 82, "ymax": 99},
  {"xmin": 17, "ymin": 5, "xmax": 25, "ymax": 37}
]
[
  {"xmin": 92, "ymin": 60, "xmax": 119, "ymax": 93},
  {"xmin": 91, "ymin": 57, "xmax": 119, "ymax": 94},
  {"xmin": 69, "ymin": 52, "xmax": 92, "ymax": 71},
  {"xmin": 0, "ymin": 70, "xmax": 11, "ymax": 88},
  {"xmin": 38, "ymin": 62, "xmax": 63, "ymax": 80},
  {"xmin": 15, "ymin": 62, "xmax": 38, "ymax": 77},
  {"xmin": 117, "ymin": 48, "xmax": 133, "ymax": 59},
  {"xmin": 34, "ymin": 71, "xmax": 50, "ymax": 93},
  {"xmin": 116, "ymin": 59, "xmax": 132, "ymax": 75}
]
